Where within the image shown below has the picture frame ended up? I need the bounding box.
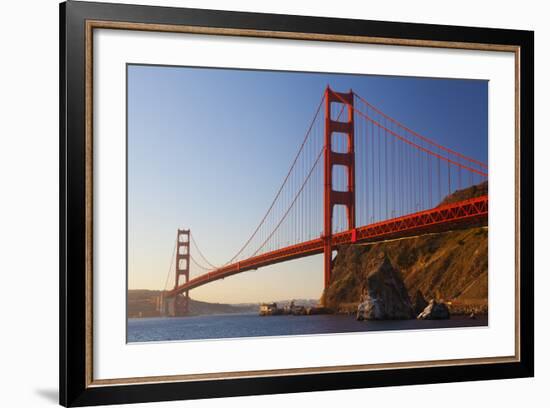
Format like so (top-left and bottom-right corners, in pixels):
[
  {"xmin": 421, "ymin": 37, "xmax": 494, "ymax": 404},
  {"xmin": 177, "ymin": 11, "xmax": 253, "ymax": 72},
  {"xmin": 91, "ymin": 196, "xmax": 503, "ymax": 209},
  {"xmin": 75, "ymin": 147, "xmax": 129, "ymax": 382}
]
[{"xmin": 60, "ymin": 1, "xmax": 534, "ymax": 406}]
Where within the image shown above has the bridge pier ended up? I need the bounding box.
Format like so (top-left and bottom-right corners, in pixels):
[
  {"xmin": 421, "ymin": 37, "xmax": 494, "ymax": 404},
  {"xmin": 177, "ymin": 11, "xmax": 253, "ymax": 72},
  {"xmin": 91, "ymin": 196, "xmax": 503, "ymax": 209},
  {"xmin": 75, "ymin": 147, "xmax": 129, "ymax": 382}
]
[
  {"xmin": 158, "ymin": 292, "xmax": 190, "ymax": 317},
  {"xmin": 174, "ymin": 293, "xmax": 189, "ymax": 316}
]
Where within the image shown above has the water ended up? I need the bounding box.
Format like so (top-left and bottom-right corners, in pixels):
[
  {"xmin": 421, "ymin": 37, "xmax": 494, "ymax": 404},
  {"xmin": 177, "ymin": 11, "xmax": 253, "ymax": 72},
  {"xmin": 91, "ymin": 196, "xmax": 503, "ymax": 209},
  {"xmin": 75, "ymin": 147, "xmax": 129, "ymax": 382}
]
[{"xmin": 127, "ymin": 313, "xmax": 488, "ymax": 343}]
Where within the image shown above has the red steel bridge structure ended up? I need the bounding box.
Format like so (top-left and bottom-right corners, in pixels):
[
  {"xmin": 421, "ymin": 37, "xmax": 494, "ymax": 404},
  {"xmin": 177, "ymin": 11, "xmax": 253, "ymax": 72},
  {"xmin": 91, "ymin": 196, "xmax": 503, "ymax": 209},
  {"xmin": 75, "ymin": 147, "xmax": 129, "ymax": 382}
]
[{"xmin": 160, "ymin": 87, "xmax": 488, "ymax": 316}]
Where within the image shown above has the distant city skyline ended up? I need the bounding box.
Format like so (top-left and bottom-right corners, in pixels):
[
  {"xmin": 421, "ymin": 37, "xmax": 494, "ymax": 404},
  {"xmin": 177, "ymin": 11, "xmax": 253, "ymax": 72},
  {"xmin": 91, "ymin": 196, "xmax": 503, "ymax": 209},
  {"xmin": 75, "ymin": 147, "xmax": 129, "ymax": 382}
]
[{"xmin": 127, "ymin": 64, "xmax": 488, "ymax": 304}]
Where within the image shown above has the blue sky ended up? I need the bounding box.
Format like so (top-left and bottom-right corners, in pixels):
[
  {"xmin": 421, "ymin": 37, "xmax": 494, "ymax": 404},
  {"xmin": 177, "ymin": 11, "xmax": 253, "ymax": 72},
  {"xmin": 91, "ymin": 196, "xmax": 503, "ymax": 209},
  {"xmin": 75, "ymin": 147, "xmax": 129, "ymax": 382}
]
[{"xmin": 127, "ymin": 64, "xmax": 487, "ymax": 303}]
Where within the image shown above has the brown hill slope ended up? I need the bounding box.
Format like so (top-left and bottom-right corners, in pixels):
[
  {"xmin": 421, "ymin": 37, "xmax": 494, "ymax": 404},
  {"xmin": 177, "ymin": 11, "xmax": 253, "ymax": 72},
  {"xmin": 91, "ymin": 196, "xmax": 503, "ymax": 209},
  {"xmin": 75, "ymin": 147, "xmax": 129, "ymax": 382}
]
[
  {"xmin": 323, "ymin": 227, "xmax": 487, "ymax": 313},
  {"xmin": 323, "ymin": 181, "xmax": 489, "ymax": 314},
  {"xmin": 439, "ymin": 180, "xmax": 488, "ymax": 206}
]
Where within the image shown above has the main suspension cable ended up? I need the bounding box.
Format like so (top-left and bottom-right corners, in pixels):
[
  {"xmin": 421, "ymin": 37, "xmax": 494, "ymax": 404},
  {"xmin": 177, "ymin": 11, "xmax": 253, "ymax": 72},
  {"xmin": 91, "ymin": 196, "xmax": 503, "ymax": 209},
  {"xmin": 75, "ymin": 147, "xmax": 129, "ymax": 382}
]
[{"xmin": 225, "ymin": 93, "xmax": 327, "ymax": 264}]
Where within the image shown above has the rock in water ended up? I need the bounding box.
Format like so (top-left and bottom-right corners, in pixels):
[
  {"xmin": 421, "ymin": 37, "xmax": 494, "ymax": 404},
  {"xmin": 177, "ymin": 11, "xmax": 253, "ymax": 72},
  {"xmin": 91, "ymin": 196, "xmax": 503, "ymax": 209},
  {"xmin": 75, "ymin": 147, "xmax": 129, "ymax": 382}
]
[
  {"xmin": 412, "ymin": 290, "xmax": 428, "ymax": 315},
  {"xmin": 356, "ymin": 253, "xmax": 414, "ymax": 320},
  {"xmin": 417, "ymin": 299, "xmax": 450, "ymax": 320}
]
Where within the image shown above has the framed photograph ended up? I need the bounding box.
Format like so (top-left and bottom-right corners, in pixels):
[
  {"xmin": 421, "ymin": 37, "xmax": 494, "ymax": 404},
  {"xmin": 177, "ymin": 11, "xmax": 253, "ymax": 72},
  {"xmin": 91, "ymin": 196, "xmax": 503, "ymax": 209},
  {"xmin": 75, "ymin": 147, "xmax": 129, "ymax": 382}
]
[{"xmin": 60, "ymin": 1, "xmax": 534, "ymax": 406}]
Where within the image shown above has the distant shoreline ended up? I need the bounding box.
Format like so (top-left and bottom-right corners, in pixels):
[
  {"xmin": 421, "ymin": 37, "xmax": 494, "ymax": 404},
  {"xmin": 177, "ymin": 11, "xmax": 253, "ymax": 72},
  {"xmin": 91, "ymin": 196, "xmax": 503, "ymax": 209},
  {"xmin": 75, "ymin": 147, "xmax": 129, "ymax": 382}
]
[{"xmin": 127, "ymin": 289, "xmax": 320, "ymax": 318}]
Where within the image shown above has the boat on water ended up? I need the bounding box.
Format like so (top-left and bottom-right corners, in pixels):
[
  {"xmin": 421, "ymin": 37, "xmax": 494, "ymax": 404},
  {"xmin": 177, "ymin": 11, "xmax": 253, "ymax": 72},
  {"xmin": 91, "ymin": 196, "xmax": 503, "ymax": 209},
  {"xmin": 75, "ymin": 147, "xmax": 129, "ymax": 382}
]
[{"xmin": 259, "ymin": 302, "xmax": 283, "ymax": 316}]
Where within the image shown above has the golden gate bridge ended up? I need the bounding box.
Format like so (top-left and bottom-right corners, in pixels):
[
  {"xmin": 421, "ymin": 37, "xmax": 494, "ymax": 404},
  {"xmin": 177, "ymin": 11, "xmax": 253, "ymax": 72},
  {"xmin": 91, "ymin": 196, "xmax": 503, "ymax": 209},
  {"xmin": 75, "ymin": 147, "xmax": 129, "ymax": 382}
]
[{"xmin": 158, "ymin": 86, "xmax": 488, "ymax": 316}]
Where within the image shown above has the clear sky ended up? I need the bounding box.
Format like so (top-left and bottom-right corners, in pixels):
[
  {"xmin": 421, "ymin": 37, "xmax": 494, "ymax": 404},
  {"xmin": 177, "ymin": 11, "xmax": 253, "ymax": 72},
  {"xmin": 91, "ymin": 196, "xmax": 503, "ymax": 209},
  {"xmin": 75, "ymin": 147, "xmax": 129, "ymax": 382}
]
[{"xmin": 127, "ymin": 64, "xmax": 488, "ymax": 304}]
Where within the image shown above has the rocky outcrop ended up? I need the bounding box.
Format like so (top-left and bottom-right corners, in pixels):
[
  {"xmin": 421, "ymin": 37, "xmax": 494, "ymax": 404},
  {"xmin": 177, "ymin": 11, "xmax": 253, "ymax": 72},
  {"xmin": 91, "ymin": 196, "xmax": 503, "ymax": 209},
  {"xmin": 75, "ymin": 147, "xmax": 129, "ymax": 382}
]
[
  {"xmin": 355, "ymin": 253, "xmax": 414, "ymax": 320},
  {"xmin": 412, "ymin": 290, "xmax": 429, "ymax": 315},
  {"xmin": 417, "ymin": 299, "xmax": 450, "ymax": 320}
]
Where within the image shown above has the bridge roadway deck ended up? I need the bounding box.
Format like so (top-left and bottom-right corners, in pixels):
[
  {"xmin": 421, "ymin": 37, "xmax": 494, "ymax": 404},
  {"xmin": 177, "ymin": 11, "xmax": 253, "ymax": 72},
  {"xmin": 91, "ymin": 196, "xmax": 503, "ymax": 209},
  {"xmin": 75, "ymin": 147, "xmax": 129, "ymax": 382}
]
[{"xmin": 165, "ymin": 195, "xmax": 488, "ymax": 297}]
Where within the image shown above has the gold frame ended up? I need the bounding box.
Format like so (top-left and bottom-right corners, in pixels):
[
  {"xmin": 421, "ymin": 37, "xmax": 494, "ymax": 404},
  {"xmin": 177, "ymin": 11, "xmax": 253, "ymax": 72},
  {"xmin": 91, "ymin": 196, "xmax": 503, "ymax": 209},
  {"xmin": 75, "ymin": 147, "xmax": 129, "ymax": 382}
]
[{"xmin": 84, "ymin": 20, "xmax": 521, "ymax": 388}]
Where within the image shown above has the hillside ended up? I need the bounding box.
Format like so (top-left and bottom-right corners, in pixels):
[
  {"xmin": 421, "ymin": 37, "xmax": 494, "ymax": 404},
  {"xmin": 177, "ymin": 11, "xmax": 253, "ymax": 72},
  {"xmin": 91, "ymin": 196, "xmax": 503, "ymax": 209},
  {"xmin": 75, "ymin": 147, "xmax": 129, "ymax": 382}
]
[
  {"xmin": 323, "ymin": 182, "xmax": 489, "ymax": 315},
  {"xmin": 438, "ymin": 180, "xmax": 487, "ymax": 206},
  {"xmin": 127, "ymin": 290, "xmax": 258, "ymax": 318}
]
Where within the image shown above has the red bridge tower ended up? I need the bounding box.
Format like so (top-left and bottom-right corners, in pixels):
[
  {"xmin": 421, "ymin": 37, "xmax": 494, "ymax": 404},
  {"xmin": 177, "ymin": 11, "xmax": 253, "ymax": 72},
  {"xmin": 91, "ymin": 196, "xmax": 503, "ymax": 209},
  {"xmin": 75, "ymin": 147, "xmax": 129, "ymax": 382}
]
[
  {"xmin": 174, "ymin": 228, "xmax": 190, "ymax": 316},
  {"xmin": 323, "ymin": 87, "xmax": 356, "ymax": 291}
]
